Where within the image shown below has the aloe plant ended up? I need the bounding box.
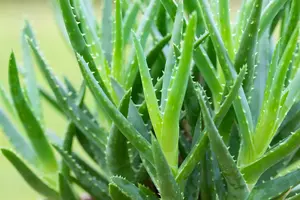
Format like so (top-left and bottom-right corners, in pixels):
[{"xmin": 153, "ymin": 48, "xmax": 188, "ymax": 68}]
[{"xmin": 1, "ymin": 0, "xmax": 300, "ymax": 199}]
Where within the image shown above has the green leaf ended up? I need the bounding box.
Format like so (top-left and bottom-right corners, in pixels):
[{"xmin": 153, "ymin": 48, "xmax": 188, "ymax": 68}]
[
  {"xmin": 234, "ymin": 0, "xmax": 263, "ymax": 71},
  {"xmin": 176, "ymin": 66, "xmax": 247, "ymax": 182},
  {"xmin": 146, "ymin": 33, "xmax": 172, "ymax": 68},
  {"xmin": 196, "ymin": 85, "xmax": 249, "ymax": 199},
  {"xmin": 111, "ymin": 78, "xmax": 149, "ymax": 140},
  {"xmin": 242, "ymin": 129, "xmax": 300, "ymax": 184},
  {"xmin": 248, "ymin": 169, "xmax": 300, "ymax": 200},
  {"xmin": 214, "ymin": 65, "xmax": 247, "ymax": 126},
  {"xmin": 107, "ymin": 89, "xmax": 135, "ymax": 181},
  {"xmin": 59, "ymin": 173, "xmax": 79, "ymax": 200},
  {"xmin": 161, "ymin": 1, "xmax": 184, "ymax": 111},
  {"xmin": 193, "ymin": 31, "xmax": 209, "ymax": 49},
  {"xmin": 198, "ymin": 0, "xmax": 255, "ymax": 162},
  {"xmin": 0, "ymin": 109, "xmax": 37, "ymax": 165},
  {"xmin": 133, "ymin": 32, "xmax": 162, "ymax": 140},
  {"xmin": 259, "ymin": 0, "xmax": 290, "ymax": 38},
  {"xmin": 58, "ymin": 0, "xmax": 112, "ymax": 101},
  {"xmin": 28, "ymin": 40, "xmax": 108, "ymax": 152},
  {"xmin": 280, "ymin": 0, "xmax": 300, "ymax": 53},
  {"xmin": 109, "ymin": 184, "xmax": 131, "ymax": 200},
  {"xmin": 161, "ymin": 13, "xmax": 196, "ymax": 171},
  {"xmin": 123, "ymin": 2, "xmax": 140, "ymax": 45},
  {"xmin": 110, "ymin": 176, "xmax": 148, "ymax": 200},
  {"xmin": 152, "ymin": 136, "xmax": 183, "ymax": 200},
  {"xmin": 254, "ymin": 24, "xmax": 300, "ymax": 159},
  {"xmin": 39, "ymin": 87, "xmax": 64, "ymax": 115},
  {"xmin": 125, "ymin": 0, "xmax": 161, "ymax": 89},
  {"xmin": 77, "ymin": 54, "xmax": 154, "ymax": 164},
  {"xmin": 138, "ymin": 184, "xmax": 158, "ymax": 200},
  {"xmin": 111, "ymin": 0, "xmax": 124, "ymax": 83},
  {"xmin": 219, "ymin": 0, "xmax": 234, "ymax": 58},
  {"xmin": 1, "ymin": 148, "xmax": 59, "ymax": 199},
  {"xmin": 159, "ymin": 0, "xmax": 177, "ymax": 21},
  {"xmin": 22, "ymin": 21, "xmax": 42, "ymax": 120},
  {"xmin": 8, "ymin": 52, "xmax": 57, "ymax": 173},
  {"xmin": 101, "ymin": 0, "xmax": 113, "ymax": 63},
  {"xmin": 54, "ymin": 145, "xmax": 110, "ymax": 200}
]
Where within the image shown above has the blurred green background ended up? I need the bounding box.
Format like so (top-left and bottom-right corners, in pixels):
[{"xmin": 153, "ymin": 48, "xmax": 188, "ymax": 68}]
[
  {"xmin": 0, "ymin": 1, "xmax": 79, "ymax": 199},
  {"xmin": 0, "ymin": 0, "xmax": 240, "ymax": 199}
]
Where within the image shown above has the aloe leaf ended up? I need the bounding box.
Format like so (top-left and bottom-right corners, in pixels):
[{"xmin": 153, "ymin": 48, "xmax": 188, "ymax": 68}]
[
  {"xmin": 1, "ymin": 148, "xmax": 59, "ymax": 199},
  {"xmin": 259, "ymin": 0, "xmax": 290, "ymax": 38},
  {"xmin": 219, "ymin": 0, "xmax": 234, "ymax": 58},
  {"xmin": 161, "ymin": 1, "xmax": 183, "ymax": 111},
  {"xmin": 22, "ymin": 21, "xmax": 42, "ymax": 120},
  {"xmin": 242, "ymin": 129, "xmax": 300, "ymax": 184},
  {"xmin": 234, "ymin": 0, "xmax": 263, "ymax": 93},
  {"xmin": 58, "ymin": 0, "xmax": 112, "ymax": 101},
  {"xmin": 111, "ymin": 0, "xmax": 124, "ymax": 83},
  {"xmin": 54, "ymin": 145, "xmax": 110, "ymax": 200},
  {"xmin": 248, "ymin": 169, "xmax": 300, "ymax": 200},
  {"xmin": 249, "ymin": 30, "xmax": 273, "ymax": 125},
  {"xmin": 176, "ymin": 66, "xmax": 247, "ymax": 182},
  {"xmin": 77, "ymin": 54, "xmax": 154, "ymax": 164},
  {"xmin": 281, "ymin": 0, "xmax": 300, "ymax": 53},
  {"xmin": 193, "ymin": 31, "xmax": 209, "ymax": 49},
  {"xmin": 193, "ymin": 46, "xmax": 223, "ymax": 106},
  {"xmin": 254, "ymin": 25, "xmax": 299, "ymax": 158},
  {"xmin": 152, "ymin": 136, "xmax": 183, "ymax": 200},
  {"xmin": 215, "ymin": 65, "xmax": 247, "ymax": 126},
  {"xmin": 161, "ymin": 13, "xmax": 196, "ymax": 171},
  {"xmin": 50, "ymin": 0, "xmax": 70, "ymax": 44},
  {"xmin": 9, "ymin": 52, "xmax": 57, "ymax": 173},
  {"xmin": 28, "ymin": 41, "xmax": 108, "ymax": 153},
  {"xmin": 109, "ymin": 184, "xmax": 131, "ymax": 200},
  {"xmin": 107, "ymin": 89, "xmax": 135, "ymax": 181},
  {"xmin": 39, "ymin": 87, "xmax": 64, "ymax": 115},
  {"xmin": 101, "ymin": 0, "xmax": 113, "ymax": 63},
  {"xmin": 196, "ymin": 85, "xmax": 249, "ymax": 199},
  {"xmin": 159, "ymin": 0, "xmax": 177, "ymax": 21},
  {"xmin": 198, "ymin": 0, "xmax": 254, "ymax": 161},
  {"xmin": 125, "ymin": 0, "xmax": 160, "ymax": 89},
  {"xmin": 59, "ymin": 173, "xmax": 79, "ymax": 200},
  {"xmin": 111, "ymin": 78, "xmax": 149, "ymax": 140},
  {"xmin": 147, "ymin": 33, "xmax": 172, "ymax": 68},
  {"xmin": 0, "ymin": 109, "xmax": 37, "ymax": 165},
  {"xmin": 110, "ymin": 176, "xmax": 148, "ymax": 200},
  {"xmin": 287, "ymin": 193, "xmax": 300, "ymax": 200},
  {"xmin": 290, "ymin": 49, "xmax": 300, "ymax": 80},
  {"xmin": 0, "ymin": 84, "xmax": 17, "ymax": 117},
  {"xmin": 123, "ymin": 2, "xmax": 140, "ymax": 45},
  {"xmin": 184, "ymin": 163, "xmax": 201, "ymax": 200},
  {"xmin": 184, "ymin": 77, "xmax": 201, "ymax": 134},
  {"xmin": 133, "ymin": 32, "xmax": 162, "ymax": 138}
]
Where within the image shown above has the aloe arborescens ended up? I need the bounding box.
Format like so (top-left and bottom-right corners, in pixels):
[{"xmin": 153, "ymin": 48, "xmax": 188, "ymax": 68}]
[{"xmin": 1, "ymin": 0, "xmax": 300, "ymax": 199}]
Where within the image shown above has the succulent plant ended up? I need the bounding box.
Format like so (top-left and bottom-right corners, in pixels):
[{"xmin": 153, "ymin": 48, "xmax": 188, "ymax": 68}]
[{"xmin": 0, "ymin": 0, "xmax": 300, "ymax": 199}]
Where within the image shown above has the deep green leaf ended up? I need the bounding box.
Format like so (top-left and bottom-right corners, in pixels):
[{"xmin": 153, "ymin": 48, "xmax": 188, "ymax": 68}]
[
  {"xmin": 59, "ymin": 173, "xmax": 79, "ymax": 200},
  {"xmin": 9, "ymin": 52, "xmax": 57, "ymax": 173},
  {"xmin": 54, "ymin": 145, "xmax": 110, "ymax": 200},
  {"xmin": 1, "ymin": 148, "xmax": 59, "ymax": 199},
  {"xmin": 248, "ymin": 169, "xmax": 300, "ymax": 200},
  {"xmin": 152, "ymin": 136, "xmax": 183, "ymax": 200},
  {"xmin": 107, "ymin": 89, "xmax": 135, "ymax": 181},
  {"xmin": 77, "ymin": 54, "xmax": 154, "ymax": 164},
  {"xmin": 196, "ymin": 85, "xmax": 249, "ymax": 199}
]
